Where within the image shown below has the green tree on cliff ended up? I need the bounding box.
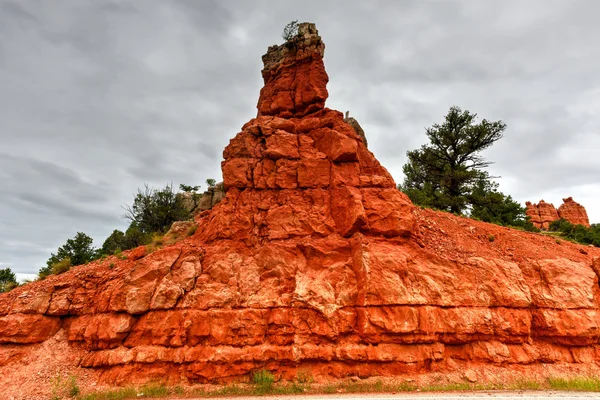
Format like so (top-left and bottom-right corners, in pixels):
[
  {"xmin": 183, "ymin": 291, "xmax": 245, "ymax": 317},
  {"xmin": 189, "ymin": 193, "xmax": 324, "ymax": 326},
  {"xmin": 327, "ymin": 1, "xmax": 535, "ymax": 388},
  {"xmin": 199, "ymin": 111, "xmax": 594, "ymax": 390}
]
[
  {"xmin": 400, "ymin": 106, "xmax": 506, "ymax": 214},
  {"xmin": 122, "ymin": 183, "xmax": 190, "ymax": 234},
  {"xmin": 0, "ymin": 268, "xmax": 17, "ymax": 293},
  {"xmin": 40, "ymin": 232, "xmax": 98, "ymax": 278}
]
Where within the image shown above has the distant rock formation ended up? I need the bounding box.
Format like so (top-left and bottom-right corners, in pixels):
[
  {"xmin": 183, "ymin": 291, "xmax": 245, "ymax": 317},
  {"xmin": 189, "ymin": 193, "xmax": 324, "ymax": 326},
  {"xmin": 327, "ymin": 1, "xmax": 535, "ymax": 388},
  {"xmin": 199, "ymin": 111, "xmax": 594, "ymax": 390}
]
[
  {"xmin": 525, "ymin": 200, "xmax": 559, "ymax": 230},
  {"xmin": 526, "ymin": 197, "xmax": 590, "ymax": 229},
  {"xmin": 558, "ymin": 197, "xmax": 591, "ymax": 228},
  {"xmin": 178, "ymin": 183, "xmax": 225, "ymax": 213}
]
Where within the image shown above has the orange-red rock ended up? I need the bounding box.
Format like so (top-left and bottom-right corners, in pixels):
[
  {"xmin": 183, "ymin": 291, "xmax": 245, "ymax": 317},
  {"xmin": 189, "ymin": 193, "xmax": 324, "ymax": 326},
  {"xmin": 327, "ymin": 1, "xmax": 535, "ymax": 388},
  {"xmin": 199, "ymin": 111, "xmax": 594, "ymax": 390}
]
[
  {"xmin": 2, "ymin": 22, "xmax": 600, "ymax": 396},
  {"xmin": 0, "ymin": 314, "xmax": 60, "ymax": 344},
  {"xmin": 257, "ymin": 23, "xmax": 328, "ymax": 118},
  {"xmin": 525, "ymin": 200, "xmax": 559, "ymax": 229},
  {"xmin": 558, "ymin": 197, "xmax": 591, "ymax": 227},
  {"xmin": 526, "ymin": 197, "xmax": 591, "ymax": 229}
]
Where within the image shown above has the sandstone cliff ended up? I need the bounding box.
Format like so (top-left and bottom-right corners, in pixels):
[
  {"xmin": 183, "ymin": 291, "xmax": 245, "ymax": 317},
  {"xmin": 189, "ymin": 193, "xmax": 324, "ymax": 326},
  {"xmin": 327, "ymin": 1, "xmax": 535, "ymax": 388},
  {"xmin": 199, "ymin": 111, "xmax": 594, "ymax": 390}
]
[
  {"xmin": 526, "ymin": 198, "xmax": 591, "ymax": 229},
  {"xmin": 558, "ymin": 197, "xmax": 591, "ymax": 228},
  {"xmin": 2, "ymin": 23, "xmax": 600, "ymax": 398}
]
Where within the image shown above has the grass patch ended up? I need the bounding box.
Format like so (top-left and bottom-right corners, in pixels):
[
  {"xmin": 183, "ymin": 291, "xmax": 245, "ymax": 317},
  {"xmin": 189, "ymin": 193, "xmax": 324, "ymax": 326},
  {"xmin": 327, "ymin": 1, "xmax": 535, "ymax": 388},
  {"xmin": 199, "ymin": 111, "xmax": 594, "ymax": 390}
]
[
  {"xmin": 187, "ymin": 224, "xmax": 198, "ymax": 236},
  {"xmin": 50, "ymin": 373, "xmax": 80, "ymax": 399},
  {"xmin": 252, "ymin": 370, "xmax": 275, "ymax": 394},
  {"xmin": 547, "ymin": 377, "xmax": 600, "ymax": 391},
  {"xmin": 51, "ymin": 257, "xmax": 72, "ymax": 275},
  {"xmin": 78, "ymin": 375, "xmax": 600, "ymax": 399},
  {"xmin": 79, "ymin": 384, "xmax": 168, "ymax": 400},
  {"xmin": 79, "ymin": 387, "xmax": 137, "ymax": 400}
]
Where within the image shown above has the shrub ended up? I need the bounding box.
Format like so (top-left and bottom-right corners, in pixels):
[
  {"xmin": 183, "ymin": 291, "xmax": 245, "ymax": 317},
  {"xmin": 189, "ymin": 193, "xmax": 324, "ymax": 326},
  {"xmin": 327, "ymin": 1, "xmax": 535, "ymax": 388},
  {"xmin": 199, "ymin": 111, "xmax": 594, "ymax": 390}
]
[
  {"xmin": 51, "ymin": 257, "xmax": 72, "ymax": 275},
  {"xmin": 296, "ymin": 369, "xmax": 314, "ymax": 384},
  {"xmin": 68, "ymin": 376, "xmax": 80, "ymax": 397},
  {"xmin": 151, "ymin": 233, "xmax": 164, "ymax": 247},
  {"xmin": 252, "ymin": 370, "xmax": 275, "ymax": 393},
  {"xmin": 549, "ymin": 219, "xmax": 600, "ymax": 247},
  {"xmin": 206, "ymin": 178, "xmax": 216, "ymax": 188},
  {"xmin": 488, "ymin": 235, "xmax": 495, "ymax": 242},
  {"xmin": 282, "ymin": 20, "xmax": 299, "ymax": 41},
  {"xmin": 179, "ymin": 184, "xmax": 200, "ymax": 193},
  {"xmin": 0, "ymin": 268, "xmax": 17, "ymax": 293},
  {"xmin": 187, "ymin": 224, "xmax": 198, "ymax": 237},
  {"xmin": 41, "ymin": 232, "xmax": 98, "ymax": 278},
  {"xmin": 122, "ymin": 183, "xmax": 191, "ymax": 234}
]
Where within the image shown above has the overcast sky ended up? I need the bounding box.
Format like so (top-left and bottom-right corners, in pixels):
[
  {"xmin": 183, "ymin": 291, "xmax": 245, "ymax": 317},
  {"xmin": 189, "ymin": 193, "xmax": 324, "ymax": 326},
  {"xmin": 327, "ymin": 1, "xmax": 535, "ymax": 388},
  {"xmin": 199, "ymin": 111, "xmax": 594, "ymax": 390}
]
[{"xmin": 2, "ymin": 0, "xmax": 599, "ymax": 279}]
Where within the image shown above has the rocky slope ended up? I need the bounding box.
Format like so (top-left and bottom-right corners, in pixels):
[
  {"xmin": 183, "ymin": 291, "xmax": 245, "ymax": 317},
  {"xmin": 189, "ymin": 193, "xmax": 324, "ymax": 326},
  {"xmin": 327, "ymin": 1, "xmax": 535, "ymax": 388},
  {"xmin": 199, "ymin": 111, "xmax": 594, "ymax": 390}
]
[
  {"xmin": 2, "ymin": 23, "xmax": 600, "ymax": 398},
  {"xmin": 526, "ymin": 198, "xmax": 591, "ymax": 229}
]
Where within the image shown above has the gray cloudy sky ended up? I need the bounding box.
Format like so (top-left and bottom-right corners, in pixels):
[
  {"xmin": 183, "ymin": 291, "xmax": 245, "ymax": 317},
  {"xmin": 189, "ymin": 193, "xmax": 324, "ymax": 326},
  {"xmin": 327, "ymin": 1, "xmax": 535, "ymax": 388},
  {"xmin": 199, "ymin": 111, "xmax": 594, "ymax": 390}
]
[{"xmin": 2, "ymin": 0, "xmax": 599, "ymax": 279}]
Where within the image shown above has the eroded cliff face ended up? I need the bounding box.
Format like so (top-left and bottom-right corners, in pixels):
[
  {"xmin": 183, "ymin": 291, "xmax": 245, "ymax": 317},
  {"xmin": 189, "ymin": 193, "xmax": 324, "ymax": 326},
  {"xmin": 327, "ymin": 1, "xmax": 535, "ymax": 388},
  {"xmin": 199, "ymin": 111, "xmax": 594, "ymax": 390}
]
[
  {"xmin": 526, "ymin": 198, "xmax": 591, "ymax": 229},
  {"xmin": 2, "ymin": 23, "xmax": 600, "ymax": 396}
]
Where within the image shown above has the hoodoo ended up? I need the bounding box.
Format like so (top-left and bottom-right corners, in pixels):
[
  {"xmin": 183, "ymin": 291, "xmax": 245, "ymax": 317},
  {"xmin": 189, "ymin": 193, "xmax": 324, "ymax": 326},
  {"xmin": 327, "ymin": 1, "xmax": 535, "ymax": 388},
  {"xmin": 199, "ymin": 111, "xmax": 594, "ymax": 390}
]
[
  {"xmin": 558, "ymin": 197, "xmax": 591, "ymax": 228},
  {"xmin": 526, "ymin": 197, "xmax": 591, "ymax": 229},
  {"xmin": 2, "ymin": 23, "xmax": 600, "ymax": 397}
]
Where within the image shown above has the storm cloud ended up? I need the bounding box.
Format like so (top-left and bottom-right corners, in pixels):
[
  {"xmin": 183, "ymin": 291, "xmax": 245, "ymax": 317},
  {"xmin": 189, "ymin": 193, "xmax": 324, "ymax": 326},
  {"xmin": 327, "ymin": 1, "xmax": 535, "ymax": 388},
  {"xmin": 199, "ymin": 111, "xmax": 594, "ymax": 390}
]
[{"xmin": 1, "ymin": 0, "xmax": 599, "ymax": 278}]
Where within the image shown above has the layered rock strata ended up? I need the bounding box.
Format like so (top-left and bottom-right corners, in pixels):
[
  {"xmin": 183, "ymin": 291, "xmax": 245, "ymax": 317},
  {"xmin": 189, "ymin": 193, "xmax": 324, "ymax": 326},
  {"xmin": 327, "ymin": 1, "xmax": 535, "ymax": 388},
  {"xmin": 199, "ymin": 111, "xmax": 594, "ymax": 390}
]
[{"xmin": 2, "ymin": 23, "xmax": 600, "ymax": 390}]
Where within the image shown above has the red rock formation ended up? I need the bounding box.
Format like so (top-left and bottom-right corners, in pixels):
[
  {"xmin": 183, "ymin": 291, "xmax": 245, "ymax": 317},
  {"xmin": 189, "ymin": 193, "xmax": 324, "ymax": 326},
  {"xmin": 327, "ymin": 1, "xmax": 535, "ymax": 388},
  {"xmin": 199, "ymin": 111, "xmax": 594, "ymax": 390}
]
[
  {"xmin": 2, "ymin": 23, "xmax": 600, "ymax": 397},
  {"xmin": 526, "ymin": 198, "xmax": 590, "ymax": 229},
  {"xmin": 558, "ymin": 197, "xmax": 591, "ymax": 227},
  {"xmin": 525, "ymin": 201, "xmax": 542, "ymax": 228},
  {"xmin": 525, "ymin": 200, "xmax": 559, "ymax": 229}
]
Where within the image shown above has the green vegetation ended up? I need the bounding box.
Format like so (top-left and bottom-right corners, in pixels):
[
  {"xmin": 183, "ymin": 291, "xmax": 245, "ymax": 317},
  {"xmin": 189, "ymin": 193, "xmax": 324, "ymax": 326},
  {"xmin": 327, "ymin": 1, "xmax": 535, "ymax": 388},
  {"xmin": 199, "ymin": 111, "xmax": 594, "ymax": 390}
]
[
  {"xmin": 399, "ymin": 106, "xmax": 538, "ymax": 231},
  {"xmin": 400, "ymin": 106, "xmax": 506, "ymax": 214},
  {"xmin": 179, "ymin": 183, "xmax": 200, "ymax": 193},
  {"xmin": 549, "ymin": 219, "xmax": 600, "ymax": 247},
  {"xmin": 51, "ymin": 257, "xmax": 72, "ymax": 275},
  {"xmin": 547, "ymin": 376, "xmax": 600, "ymax": 391},
  {"xmin": 252, "ymin": 369, "xmax": 276, "ymax": 394},
  {"xmin": 0, "ymin": 267, "xmax": 18, "ymax": 293},
  {"xmin": 50, "ymin": 373, "xmax": 80, "ymax": 400},
  {"xmin": 36, "ymin": 181, "xmax": 204, "ymax": 280},
  {"xmin": 187, "ymin": 224, "xmax": 198, "ymax": 237},
  {"xmin": 40, "ymin": 232, "xmax": 97, "ymax": 279},
  {"xmin": 205, "ymin": 178, "xmax": 216, "ymax": 187},
  {"xmin": 282, "ymin": 20, "xmax": 299, "ymax": 41},
  {"xmin": 72, "ymin": 375, "xmax": 600, "ymax": 399},
  {"xmin": 122, "ymin": 183, "xmax": 190, "ymax": 235},
  {"xmin": 469, "ymin": 181, "xmax": 539, "ymax": 231}
]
